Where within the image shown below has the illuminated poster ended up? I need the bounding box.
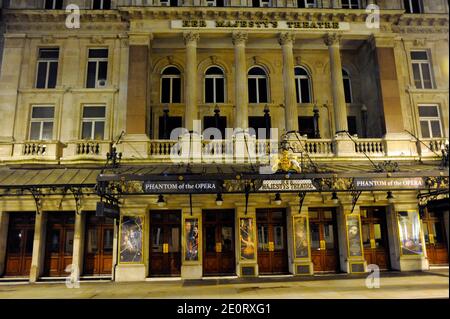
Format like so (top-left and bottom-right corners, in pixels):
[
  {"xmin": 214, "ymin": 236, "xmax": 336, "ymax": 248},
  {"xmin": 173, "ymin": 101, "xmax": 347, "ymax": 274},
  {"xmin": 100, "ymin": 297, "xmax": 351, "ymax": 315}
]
[
  {"xmin": 398, "ymin": 211, "xmax": 423, "ymax": 255},
  {"xmin": 240, "ymin": 218, "xmax": 255, "ymax": 260},
  {"xmin": 120, "ymin": 216, "xmax": 143, "ymax": 263},
  {"xmin": 294, "ymin": 216, "xmax": 309, "ymax": 258},
  {"xmin": 185, "ymin": 218, "xmax": 199, "ymax": 261},
  {"xmin": 346, "ymin": 214, "xmax": 363, "ymax": 257}
]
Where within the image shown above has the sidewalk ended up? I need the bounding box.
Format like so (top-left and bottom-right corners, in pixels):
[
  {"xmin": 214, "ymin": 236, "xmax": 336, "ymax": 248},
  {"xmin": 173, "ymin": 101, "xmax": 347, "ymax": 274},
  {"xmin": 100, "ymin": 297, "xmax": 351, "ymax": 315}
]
[{"xmin": 0, "ymin": 270, "xmax": 448, "ymax": 299}]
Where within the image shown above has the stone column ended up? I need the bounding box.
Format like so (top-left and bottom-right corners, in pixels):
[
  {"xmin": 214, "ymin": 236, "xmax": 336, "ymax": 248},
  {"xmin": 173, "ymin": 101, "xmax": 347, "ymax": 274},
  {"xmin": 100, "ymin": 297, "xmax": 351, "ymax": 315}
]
[
  {"xmin": 71, "ymin": 212, "xmax": 85, "ymax": 282},
  {"xmin": 324, "ymin": 33, "xmax": 348, "ymax": 134},
  {"xmin": 183, "ymin": 32, "xmax": 200, "ymax": 133},
  {"xmin": 181, "ymin": 207, "xmax": 203, "ymax": 279},
  {"xmin": 115, "ymin": 208, "xmax": 147, "ymax": 282},
  {"xmin": 236, "ymin": 206, "xmax": 258, "ymax": 277},
  {"xmin": 121, "ymin": 34, "xmax": 152, "ymax": 159},
  {"xmin": 279, "ymin": 33, "xmax": 299, "ymax": 133},
  {"xmin": 386, "ymin": 202, "xmax": 428, "ymax": 271},
  {"xmin": 0, "ymin": 211, "xmax": 9, "ymax": 276},
  {"xmin": 371, "ymin": 36, "xmax": 416, "ymax": 156},
  {"xmin": 29, "ymin": 212, "xmax": 47, "ymax": 283},
  {"xmin": 232, "ymin": 32, "xmax": 249, "ymax": 131},
  {"xmin": 338, "ymin": 205, "xmax": 367, "ymax": 274},
  {"xmin": 288, "ymin": 204, "xmax": 314, "ymax": 275},
  {"xmin": 0, "ymin": 34, "xmax": 25, "ymax": 158}
]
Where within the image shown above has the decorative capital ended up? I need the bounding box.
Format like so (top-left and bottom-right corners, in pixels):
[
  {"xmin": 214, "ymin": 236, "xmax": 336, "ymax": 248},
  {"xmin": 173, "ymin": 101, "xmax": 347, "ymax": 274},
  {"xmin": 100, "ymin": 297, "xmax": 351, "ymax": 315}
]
[
  {"xmin": 279, "ymin": 32, "xmax": 295, "ymax": 46},
  {"xmin": 183, "ymin": 32, "xmax": 200, "ymax": 46},
  {"xmin": 323, "ymin": 33, "xmax": 341, "ymax": 47},
  {"xmin": 232, "ymin": 32, "xmax": 248, "ymax": 46}
]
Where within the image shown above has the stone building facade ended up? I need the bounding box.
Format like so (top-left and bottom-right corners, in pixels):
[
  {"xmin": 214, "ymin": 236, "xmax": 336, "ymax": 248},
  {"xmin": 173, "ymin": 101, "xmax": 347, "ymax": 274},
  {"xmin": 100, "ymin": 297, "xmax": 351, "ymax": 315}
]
[{"xmin": 0, "ymin": 0, "xmax": 448, "ymax": 282}]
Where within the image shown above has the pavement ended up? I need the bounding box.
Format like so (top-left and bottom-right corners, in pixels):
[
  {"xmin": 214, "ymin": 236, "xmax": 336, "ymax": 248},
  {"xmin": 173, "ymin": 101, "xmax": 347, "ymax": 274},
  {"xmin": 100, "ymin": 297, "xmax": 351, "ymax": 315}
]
[{"xmin": 0, "ymin": 269, "xmax": 448, "ymax": 299}]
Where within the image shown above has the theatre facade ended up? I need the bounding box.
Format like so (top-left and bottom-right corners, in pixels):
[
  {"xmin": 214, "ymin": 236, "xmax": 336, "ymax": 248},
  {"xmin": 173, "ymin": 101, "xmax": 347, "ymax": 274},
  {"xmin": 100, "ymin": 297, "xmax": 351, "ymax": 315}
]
[{"xmin": 0, "ymin": 0, "xmax": 448, "ymax": 282}]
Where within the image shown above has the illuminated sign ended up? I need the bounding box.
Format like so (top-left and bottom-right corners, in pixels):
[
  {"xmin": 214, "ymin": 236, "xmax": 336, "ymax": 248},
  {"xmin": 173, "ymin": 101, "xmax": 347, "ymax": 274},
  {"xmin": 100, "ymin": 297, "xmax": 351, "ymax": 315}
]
[{"xmin": 172, "ymin": 20, "xmax": 350, "ymax": 30}]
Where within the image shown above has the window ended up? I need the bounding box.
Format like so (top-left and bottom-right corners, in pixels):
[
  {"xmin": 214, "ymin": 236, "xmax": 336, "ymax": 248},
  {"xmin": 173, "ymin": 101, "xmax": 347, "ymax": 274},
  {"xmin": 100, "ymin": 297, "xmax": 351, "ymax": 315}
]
[
  {"xmin": 206, "ymin": 0, "xmax": 224, "ymax": 6},
  {"xmin": 298, "ymin": 0, "xmax": 317, "ymax": 8},
  {"xmin": 36, "ymin": 48, "xmax": 59, "ymax": 89},
  {"xmin": 29, "ymin": 106, "xmax": 54, "ymax": 141},
  {"xmin": 341, "ymin": 0, "xmax": 361, "ymax": 9},
  {"xmin": 86, "ymin": 48, "xmax": 109, "ymax": 88},
  {"xmin": 404, "ymin": 0, "xmax": 423, "ymax": 13},
  {"xmin": 81, "ymin": 106, "xmax": 106, "ymax": 140},
  {"xmin": 347, "ymin": 116, "xmax": 358, "ymax": 135},
  {"xmin": 249, "ymin": 116, "xmax": 271, "ymax": 139},
  {"xmin": 92, "ymin": 0, "xmax": 111, "ymax": 10},
  {"xmin": 205, "ymin": 66, "xmax": 225, "ymax": 104},
  {"xmin": 158, "ymin": 116, "xmax": 183, "ymax": 139},
  {"xmin": 418, "ymin": 105, "xmax": 443, "ymax": 138},
  {"xmin": 252, "ymin": 0, "xmax": 271, "ymax": 7},
  {"xmin": 203, "ymin": 116, "xmax": 227, "ymax": 139},
  {"xmin": 411, "ymin": 51, "xmax": 434, "ymax": 89},
  {"xmin": 248, "ymin": 67, "xmax": 269, "ymax": 104},
  {"xmin": 161, "ymin": 66, "xmax": 182, "ymax": 104},
  {"xmin": 295, "ymin": 67, "xmax": 312, "ymax": 103},
  {"xmin": 342, "ymin": 69, "xmax": 353, "ymax": 103},
  {"xmin": 160, "ymin": 0, "xmax": 178, "ymax": 6},
  {"xmin": 298, "ymin": 117, "xmax": 315, "ymax": 138},
  {"xmin": 44, "ymin": 0, "xmax": 63, "ymax": 9}
]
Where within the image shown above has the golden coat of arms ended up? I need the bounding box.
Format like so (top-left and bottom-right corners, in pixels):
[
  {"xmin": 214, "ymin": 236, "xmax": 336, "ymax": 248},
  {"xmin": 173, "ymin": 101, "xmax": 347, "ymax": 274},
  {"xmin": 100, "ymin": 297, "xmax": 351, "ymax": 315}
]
[{"xmin": 272, "ymin": 149, "xmax": 302, "ymax": 173}]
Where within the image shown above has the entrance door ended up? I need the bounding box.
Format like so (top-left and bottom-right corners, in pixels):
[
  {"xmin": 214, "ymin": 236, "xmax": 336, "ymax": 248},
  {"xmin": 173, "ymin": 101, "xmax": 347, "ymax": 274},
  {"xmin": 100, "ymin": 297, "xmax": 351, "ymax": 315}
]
[
  {"xmin": 309, "ymin": 208, "xmax": 339, "ymax": 273},
  {"xmin": 44, "ymin": 213, "xmax": 75, "ymax": 277},
  {"xmin": 3, "ymin": 213, "xmax": 35, "ymax": 277},
  {"xmin": 149, "ymin": 211, "xmax": 181, "ymax": 276},
  {"xmin": 361, "ymin": 207, "xmax": 390, "ymax": 270},
  {"xmin": 257, "ymin": 209, "xmax": 288, "ymax": 274},
  {"xmin": 422, "ymin": 209, "xmax": 448, "ymax": 265},
  {"xmin": 83, "ymin": 213, "xmax": 114, "ymax": 276},
  {"xmin": 203, "ymin": 210, "xmax": 235, "ymax": 275}
]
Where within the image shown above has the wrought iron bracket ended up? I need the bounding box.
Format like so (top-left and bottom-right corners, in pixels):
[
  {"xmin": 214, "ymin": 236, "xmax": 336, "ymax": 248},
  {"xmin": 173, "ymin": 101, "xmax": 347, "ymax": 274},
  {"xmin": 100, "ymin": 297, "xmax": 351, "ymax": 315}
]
[
  {"xmin": 69, "ymin": 187, "xmax": 83, "ymax": 215},
  {"xmin": 298, "ymin": 191, "xmax": 307, "ymax": 213},
  {"xmin": 28, "ymin": 187, "xmax": 43, "ymax": 214},
  {"xmin": 350, "ymin": 190, "xmax": 362, "ymax": 214}
]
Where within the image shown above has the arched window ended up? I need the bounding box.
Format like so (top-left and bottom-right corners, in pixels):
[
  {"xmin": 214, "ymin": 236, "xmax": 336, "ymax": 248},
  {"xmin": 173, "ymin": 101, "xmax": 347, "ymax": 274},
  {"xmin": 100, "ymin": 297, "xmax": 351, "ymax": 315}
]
[
  {"xmin": 205, "ymin": 66, "xmax": 225, "ymax": 104},
  {"xmin": 248, "ymin": 66, "xmax": 269, "ymax": 104},
  {"xmin": 295, "ymin": 67, "xmax": 312, "ymax": 103},
  {"xmin": 342, "ymin": 69, "xmax": 353, "ymax": 104},
  {"xmin": 161, "ymin": 66, "xmax": 181, "ymax": 104}
]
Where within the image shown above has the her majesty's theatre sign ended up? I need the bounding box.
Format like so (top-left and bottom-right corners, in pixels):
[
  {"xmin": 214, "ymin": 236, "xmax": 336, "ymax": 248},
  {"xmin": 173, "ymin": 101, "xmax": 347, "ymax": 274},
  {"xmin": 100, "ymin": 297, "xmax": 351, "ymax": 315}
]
[{"xmin": 172, "ymin": 20, "xmax": 350, "ymax": 31}]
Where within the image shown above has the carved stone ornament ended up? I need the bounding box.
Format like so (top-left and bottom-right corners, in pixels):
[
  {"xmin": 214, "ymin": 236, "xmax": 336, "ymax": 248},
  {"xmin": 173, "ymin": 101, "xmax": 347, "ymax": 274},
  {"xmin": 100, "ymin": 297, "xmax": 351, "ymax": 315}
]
[
  {"xmin": 279, "ymin": 32, "xmax": 295, "ymax": 46},
  {"xmin": 323, "ymin": 33, "xmax": 341, "ymax": 47},
  {"xmin": 183, "ymin": 31, "xmax": 200, "ymax": 45},
  {"xmin": 232, "ymin": 32, "xmax": 248, "ymax": 46}
]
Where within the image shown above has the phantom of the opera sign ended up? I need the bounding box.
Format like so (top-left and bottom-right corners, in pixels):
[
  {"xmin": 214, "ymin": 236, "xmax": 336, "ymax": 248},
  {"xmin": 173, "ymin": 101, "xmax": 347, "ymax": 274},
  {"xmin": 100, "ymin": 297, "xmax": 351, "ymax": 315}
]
[
  {"xmin": 354, "ymin": 177, "xmax": 425, "ymax": 190},
  {"xmin": 143, "ymin": 181, "xmax": 220, "ymax": 193},
  {"xmin": 172, "ymin": 20, "xmax": 350, "ymax": 31}
]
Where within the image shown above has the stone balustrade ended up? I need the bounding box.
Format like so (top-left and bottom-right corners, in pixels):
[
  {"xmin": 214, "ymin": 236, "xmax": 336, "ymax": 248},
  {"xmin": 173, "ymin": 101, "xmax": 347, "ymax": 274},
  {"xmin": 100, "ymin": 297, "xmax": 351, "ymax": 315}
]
[{"xmin": 0, "ymin": 137, "xmax": 447, "ymax": 163}]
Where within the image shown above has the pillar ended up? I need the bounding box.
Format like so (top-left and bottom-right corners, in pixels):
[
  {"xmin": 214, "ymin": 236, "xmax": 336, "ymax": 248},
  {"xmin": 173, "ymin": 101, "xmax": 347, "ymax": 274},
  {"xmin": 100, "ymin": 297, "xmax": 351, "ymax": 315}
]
[
  {"xmin": 289, "ymin": 204, "xmax": 314, "ymax": 275},
  {"xmin": 0, "ymin": 211, "xmax": 9, "ymax": 276},
  {"xmin": 371, "ymin": 36, "xmax": 416, "ymax": 156},
  {"xmin": 115, "ymin": 208, "xmax": 147, "ymax": 281},
  {"xmin": 71, "ymin": 212, "xmax": 85, "ymax": 282},
  {"xmin": 121, "ymin": 34, "xmax": 152, "ymax": 159},
  {"xmin": 386, "ymin": 203, "xmax": 428, "ymax": 271},
  {"xmin": 324, "ymin": 33, "xmax": 348, "ymax": 135},
  {"xmin": 0, "ymin": 34, "xmax": 25, "ymax": 148},
  {"xmin": 183, "ymin": 32, "xmax": 200, "ymax": 133},
  {"xmin": 279, "ymin": 33, "xmax": 299, "ymax": 133},
  {"xmin": 181, "ymin": 207, "xmax": 203, "ymax": 279},
  {"xmin": 232, "ymin": 32, "xmax": 249, "ymax": 131},
  {"xmin": 339, "ymin": 205, "xmax": 367, "ymax": 273},
  {"xmin": 29, "ymin": 212, "xmax": 47, "ymax": 283},
  {"xmin": 235, "ymin": 206, "xmax": 258, "ymax": 277}
]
